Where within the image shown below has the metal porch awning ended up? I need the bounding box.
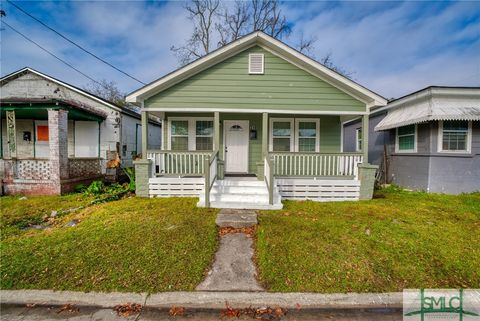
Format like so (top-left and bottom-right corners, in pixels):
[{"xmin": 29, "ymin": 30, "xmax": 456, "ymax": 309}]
[{"xmin": 375, "ymin": 104, "xmax": 480, "ymax": 131}]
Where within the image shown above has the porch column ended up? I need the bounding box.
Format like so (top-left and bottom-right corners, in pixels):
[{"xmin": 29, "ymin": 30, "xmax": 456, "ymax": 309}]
[
  {"xmin": 257, "ymin": 112, "xmax": 269, "ymax": 180},
  {"xmin": 48, "ymin": 109, "xmax": 69, "ymax": 193},
  {"xmin": 358, "ymin": 113, "xmax": 377, "ymax": 200},
  {"xmin": 141, "ymin": 110, "xmax": 148, "ymax": 158},
  {"xmin": 162, "ymin": 117, "xmax": 168, "ymax": 150},
  {"xmin": 213, "ymin": 112, "xmax": 220, "ymax": 151},
  {"xmin": 362, "ymin": 114, "xmax": 369, "ymax": 164},
  {"xmin": 262, "ymin": 112, "xmax": 268, "ymax": 158},
  {"xmin": 6, "ymin": 110, "xmax": 16, "ymax": 158}
]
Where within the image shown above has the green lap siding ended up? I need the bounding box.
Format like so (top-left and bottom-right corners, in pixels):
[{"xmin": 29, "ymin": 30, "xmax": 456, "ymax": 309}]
[{"xmin": 146, "ymin": 46, "xmax": 365, "ymax": 113}]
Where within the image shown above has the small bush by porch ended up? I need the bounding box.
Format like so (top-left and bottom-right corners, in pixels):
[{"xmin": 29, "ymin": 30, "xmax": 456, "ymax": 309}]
[{"xmin": 256, "ymin": 187, "xmax": 480, "ymax": 292}]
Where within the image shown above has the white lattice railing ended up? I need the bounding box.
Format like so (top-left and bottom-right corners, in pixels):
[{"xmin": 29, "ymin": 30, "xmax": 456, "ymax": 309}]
[
  {"xmin": 270, "ymin": 153, "xmax": 363, "ymax": 178},
  {"xmin": 146, "ymin": 150, "xmax": 212, "ymax": 176}
]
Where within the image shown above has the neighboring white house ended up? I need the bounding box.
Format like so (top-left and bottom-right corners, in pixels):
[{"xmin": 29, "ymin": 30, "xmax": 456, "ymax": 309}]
[{"xmin": 0, "ymin": 67, "xmax": 161, "ymax": 195}]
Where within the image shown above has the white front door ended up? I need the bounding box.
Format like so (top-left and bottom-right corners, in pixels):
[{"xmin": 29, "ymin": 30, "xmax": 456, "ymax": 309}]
[{"xmin": 224, "ymin": 120, "xmax": 249, "ymax": 173}]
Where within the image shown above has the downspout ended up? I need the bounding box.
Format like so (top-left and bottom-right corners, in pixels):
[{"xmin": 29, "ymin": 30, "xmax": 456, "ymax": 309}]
[
  {"xmin": 98, "ymin": 121, "xmax": 101, "ymax": 158},
  {"xmin": 135, "ymin": 123, "xmax": 140, "ymax": 155},
  {"xmin": 0, "ymin": 111, "xmax": 3, "ymax": 159},
  {"xmin": 33, "ymin": 120, "xmax": 36, "ymax": 158}
]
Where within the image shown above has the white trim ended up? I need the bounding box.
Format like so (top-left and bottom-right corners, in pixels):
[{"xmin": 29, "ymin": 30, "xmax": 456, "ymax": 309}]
[
  {"xmin": 223, "ymin": 120, "xmax": 249, "ymax": 173},
  {"xmin": 355, "ymin": 128, "xmax": 362, "ymax": 152},
  {"xmin": 143, "ymin": 107, "xmax": 367, "ymax": 115},
  {"xmin": 437, "ymin": 120, "xmax": 472, "ymax": 154},
  {"xmin": 372, "ymin": 87, "xmax": 480, "ymax": 116},
  {"xmin": 295, "ymin": 118, "xmax": 320, "ymax": 152},
  {"xmin": 340, "ymin": 124, "xmax": 344, "ymax": 153},
  {"xmin": 269, "ymin": 118, "xmax": 294, "ymax": 152},
  {"xmin": 248, "ymin": 53, "xmax": 264, "ymax": 74},
  {"xmin": 167, "ymin": 116, "xmax": 214, "ymax": 151},
  {"xmin": 126, "ymin": 31, "xmax": 387, "ymax": 106},
  {"xmin": 2, "ymin": 67, "xmax": 124, "ymax": 113},
  {"xmin": 395, "ymin": 124, "xmax": 417, "ymax": 153}
]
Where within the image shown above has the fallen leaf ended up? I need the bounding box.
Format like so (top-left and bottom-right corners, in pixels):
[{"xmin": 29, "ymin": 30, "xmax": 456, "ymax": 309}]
[{"xmin": 169, "ymin": 306, "xmax": 185, "ymax": 316}]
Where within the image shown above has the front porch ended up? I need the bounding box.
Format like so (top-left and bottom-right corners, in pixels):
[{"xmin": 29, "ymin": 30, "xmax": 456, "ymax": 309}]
[
  {"xmin": 135, "ymin": 111, "xmax": 375, "ymax": 209},
  {"xmin": 0, "ymin": 101, "xmax": 106, "ymax": 195}
]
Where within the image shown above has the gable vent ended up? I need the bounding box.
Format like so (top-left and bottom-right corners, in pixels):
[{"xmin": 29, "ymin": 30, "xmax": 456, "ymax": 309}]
[{"xmin": 248, "ymin": 53, "xmax": 264, "ymax": 74}]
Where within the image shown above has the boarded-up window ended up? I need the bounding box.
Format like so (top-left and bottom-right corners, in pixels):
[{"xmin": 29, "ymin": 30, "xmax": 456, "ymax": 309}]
[{"xmin": 37, "ymin": 125, "xmax": 49, "ymax": 141}]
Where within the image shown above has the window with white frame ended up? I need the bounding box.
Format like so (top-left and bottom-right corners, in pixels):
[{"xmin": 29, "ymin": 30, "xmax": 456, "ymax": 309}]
[
  {"xmin": 271, "ymin": 120, "xmax": 293, "ymax": 151},
  {"xmin": 439, "ymin": 120, "xmax": 471, "ymax": 153},
  {"xmin": 169, "ymin": 117, "xmax": 214, "ymax": 151},
  {"xmin": 396, "ymin": 124, "xmax": 416, "ymax": 152},
  {"xmin": 295, "ymin": 119, "xmax": 319, "ymax": 152},
  {"xmin": 170, "ymin": 120, "xmax": 189, "ymax": 150},
  {"xmin": 270, "ymin": 118, "xmax": 320, "ymax": 152},
  {"xmin": 355, "ymin": 128, "xmax": 362, "ymax": 152},
  {"xmin": 195, "ymin": 120, "xmax": 213, "ymax": 150}
]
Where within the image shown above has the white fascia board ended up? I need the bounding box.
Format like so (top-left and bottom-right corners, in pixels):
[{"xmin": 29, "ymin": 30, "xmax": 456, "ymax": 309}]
[
  {"xmin": 256, "ymin": 34, "xmax": 387, "ymax": 107},
  {"xmin": 142, "ymin": 107, "xmax": 367, "ymax": 115},
  {"xmin": 127, "ymin": 31, "xmax": 387, "ymax": 107},
  {"xmin": 126, "ymin": 33, "xmax": 260, "ymax": 103}
]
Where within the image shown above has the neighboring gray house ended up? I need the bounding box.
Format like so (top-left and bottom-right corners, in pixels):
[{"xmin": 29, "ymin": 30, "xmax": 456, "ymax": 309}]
[
  {"xmin": 0, "ymin": 67, "xmax": 161, "ymax": 195},
  {"xmin": 343, "ymin": 86, "xmax": 480, "ymax": 194}
]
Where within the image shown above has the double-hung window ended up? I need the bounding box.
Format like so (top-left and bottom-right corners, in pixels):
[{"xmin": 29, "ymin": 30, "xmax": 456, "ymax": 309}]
[
  {"xmin": 396, "ymin": 124, "xmax": 416, "ymax": 152},
  {"xmin": 439, "ymin": 120, "xmax": 471, "ymax": 153},
  {"xmin": 295, "ymin": 119, "xmax": 319, "ymax": 152},
  {"xmin": 170, "ymin": 120, "xmax": 189, "ymax": 151},
  {"xmin": 355, "ymin": 128, "xmax": 362, "ymax": 152},
  {"xmin": 169, "ymin": 118, "xmax": 213, "ymax": 151},
  {"xmin": 195, "ymin": 120, "xmax": 213, "ymax": 151},
  {"xmin": 271, "ymin": 119, "xmax": 294, "ymax": 152},
  {"xmin": 270, "ymin": 118, "xmax": 319, "ymax": 152}
]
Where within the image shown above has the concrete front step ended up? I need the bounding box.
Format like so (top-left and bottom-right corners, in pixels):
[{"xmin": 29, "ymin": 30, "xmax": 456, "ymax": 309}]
[
  {"xmin": 214, "ymin": 180, "xmax": 267, "ymax": 187},
  {"xmin": 210, "ymin": 186, "xmax": 270, "ymax": 194},
  {"xmin": 215, "ymin": 210, "xmax": 258, "ymax": 228},
  {"xmin": 204, "ymin": 193, "xmax": 281, "ymax": 204},
  {"xmin": 198, "ymin": 200, "xmax": 283, "ymax": 210}
]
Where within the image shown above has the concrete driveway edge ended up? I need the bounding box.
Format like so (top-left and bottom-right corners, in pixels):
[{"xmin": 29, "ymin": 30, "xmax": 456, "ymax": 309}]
[{"xmin": 1, "ymin": 290, "xmax": 403, "ymax": 310}]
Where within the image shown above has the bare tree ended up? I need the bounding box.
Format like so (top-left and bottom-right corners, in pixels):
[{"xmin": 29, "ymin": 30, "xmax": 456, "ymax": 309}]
[
  {"xmin": 172, "ymin": 0, "xmax": 352, "ymax": 78},
  {"xmin": 319, "ymin": 53, "xmax": 353, "ymax": 78},
  {"xmin": 171, "ymin": 0, "xmax": 220, "ymax": 65},
  {"xmin": 83, "ymin": 79, "xmax": 126, "ymax": 106}
]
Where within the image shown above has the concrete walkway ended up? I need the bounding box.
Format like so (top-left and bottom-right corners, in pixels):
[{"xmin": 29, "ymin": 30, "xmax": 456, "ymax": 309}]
[{"xmin": 196, "ymin": 209, "xmax": 263, "ymax": 292}]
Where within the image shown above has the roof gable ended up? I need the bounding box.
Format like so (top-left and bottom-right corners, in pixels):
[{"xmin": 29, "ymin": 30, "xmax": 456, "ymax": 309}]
[
  {"xmin": 126, "ymin": 31, "xmax": 387, "ymax": 108},
  {"xmin": 146, "ymin": 46, "xmax": 365, "ymax": 113},
  {"xmin": 0, "ymin": 67, "xmax": 139, "ymax": 117}
]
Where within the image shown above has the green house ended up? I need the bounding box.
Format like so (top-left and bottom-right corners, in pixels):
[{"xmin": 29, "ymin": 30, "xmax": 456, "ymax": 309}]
[{"xmin": 127, "ymin": 31, "xmax": 387, "ymax": 209}]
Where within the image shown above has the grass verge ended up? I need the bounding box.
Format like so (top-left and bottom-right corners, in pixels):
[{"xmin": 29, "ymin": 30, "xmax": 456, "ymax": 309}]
[
  {"xmin": 256, "ymin": 187, "xmax": 480, "ymax": 292},
  {"xmin": 1, "ymin": 197, "xmax": 218, "ymax": 292}
]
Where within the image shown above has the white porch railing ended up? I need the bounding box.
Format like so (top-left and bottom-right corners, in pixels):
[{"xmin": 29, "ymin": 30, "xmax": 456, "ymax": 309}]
[
  {"xmin": 146, "ymin": 150, "xmax": 212, "ymax": 176},
  {"xmin": 264, "ymin": 156, "xmax": 275, "ymax": 205},
  {"xmin": 270, "ymin": 153, "xmax": 363, "ymax": 178},
  {"xmin": 204, "ymin": 150, "xmax": 219, "ymax": 207}
]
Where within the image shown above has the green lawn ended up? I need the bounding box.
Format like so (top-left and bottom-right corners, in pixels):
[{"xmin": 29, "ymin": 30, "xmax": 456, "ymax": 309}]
[
  {"xmin": 1, "ymin": 197, "xmax": 218, "ymax": 293},
  {"xmin": 256, "ymin": 187, "xmax": 480, "ymax": 293}
]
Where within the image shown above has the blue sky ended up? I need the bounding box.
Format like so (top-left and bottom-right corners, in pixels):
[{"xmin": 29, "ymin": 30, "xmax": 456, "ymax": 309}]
[{"xmin": 1, "ymin": 1, "xmax": 479, "ymax": 99}]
